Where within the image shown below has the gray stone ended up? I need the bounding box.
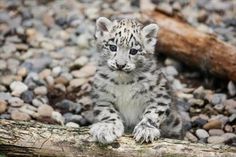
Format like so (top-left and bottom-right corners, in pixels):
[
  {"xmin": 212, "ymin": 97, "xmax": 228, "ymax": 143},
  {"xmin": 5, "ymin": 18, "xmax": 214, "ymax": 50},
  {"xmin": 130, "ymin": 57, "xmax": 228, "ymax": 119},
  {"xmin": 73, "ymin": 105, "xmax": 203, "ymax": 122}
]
[
  {"xmin": 209, "ymin": 129, "xmax": 225, "ymax": 136},
  {"xmin": 78, "ymin": 97, "xmax": 92, "ymax": 107},
  {"xmin": 0, "ymin": 60, "xmax": 7, "ymax": 70},
  {"xmin": 193, "ymin": 86, "xmax": 206, "ymax": 99},
  {"xmin": 224, "ymin": 125, "xmax": 233, "ymax": 133},
  {"xmin": 64, "ymin": 113, "xmax": 82, "ymax": 124},
  {"xmin": 208, "ymin": 133, "xmax": 236, "ymax": 144},
  {"xmin": 34, "ymin": 86, "xmax": 47, "ymax": 95},
  {"xmin": 24, "ymin": 72, "xmax": 42, "ymax": 88},
  {"xmin": 192, "ymin": 117, "xmax": 208, "ymax": 128},
  {"xmin": 55, "ymin": 99, "xmax": 78, "ymax": 112},
  {"xmin": 214, "ymin": 104, "xmax": 224, "ymax": 112},
  {"xmin": 185, "ymin": 131, "xmax": 198, "ymax": 142},
  {"xmin": 211, "ymin": 94, "xmax": 227, "ymax": 105},
  {"xmin": 0, "ymin": 113, "xmax": 11, "ymax": 119},
  {"xmin": 21, "ymin": 55, "xmax": 52, "ymax": 72},
  {"xmin": 229, "ymin": 113, "xmax": 236, "ymax": 123},
  {"xmin": 8, "ymin": 97, "xmax": 24, "ymax": 107},
  {"xmin": 0, "ymin": 75, "xmax": 17, "ymax": 86},
  {"xmin": 32, "ymin": 97, "xmax": 45, "ymax": 107},
  {"xmin": 37, "ymin": 104, "xmax": 53, "ymax": 117},
  {"xmin": 20, "ymin": 90, "xmax": 34, "ymax": 103},
  {"xmin": 11, "ymin": 110, "xmax": 31, "ymax": 121},
  {"xmin": 7, "ymin": 58, "xmax": 20, "ymax": 73},
  {"xmin": 51, "ymin": 111, "xmax": 64, "ymax": 125},
  {"xmin": 0, "ymin": 92, "xmax": 12, "ymax": 101},
  {"xmin": 224, "ymin": 99, "xmax": 236, "ymax": 114},
  {"xmin": 81, "ymin": 110, "xmax": 94, "ymax": 124},
  {"xmin": 2, "ymin": 42, "xmax": 16, "ymax": 54},
  {"xmin": 165, "ymin": 66, "xmax": 178, "ymax": 76},
  {"xmin": 188, "ymin": 98, "xmax": 205, "ymax": 107},
  {"xmin": 196, "ymin": 129, "xmax": 209, "ymax": 139},
  {"xmin": 176, "ymin": 100, "xmax": 191, "ymax": 111},
  {"xmin": 19, "ymin": 105, "xmax": 37, "ymax": 118}
]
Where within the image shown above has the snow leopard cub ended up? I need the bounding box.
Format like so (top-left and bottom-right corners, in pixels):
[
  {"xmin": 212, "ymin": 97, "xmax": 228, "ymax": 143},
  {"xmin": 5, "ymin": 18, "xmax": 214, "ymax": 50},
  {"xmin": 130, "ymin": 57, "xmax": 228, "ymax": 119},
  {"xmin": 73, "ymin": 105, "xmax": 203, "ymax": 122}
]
[{"xmin": 90, "ymin": 17, "xmax": 183, "ymax": 144}]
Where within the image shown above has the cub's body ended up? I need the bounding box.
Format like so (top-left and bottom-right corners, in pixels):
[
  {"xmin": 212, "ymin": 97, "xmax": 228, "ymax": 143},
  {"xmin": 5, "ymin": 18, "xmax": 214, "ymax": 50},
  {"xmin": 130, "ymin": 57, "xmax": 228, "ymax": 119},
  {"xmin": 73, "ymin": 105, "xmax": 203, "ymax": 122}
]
[{"xmin": 90, "ymin": 17, "xmax": 183, "ymax": 144}]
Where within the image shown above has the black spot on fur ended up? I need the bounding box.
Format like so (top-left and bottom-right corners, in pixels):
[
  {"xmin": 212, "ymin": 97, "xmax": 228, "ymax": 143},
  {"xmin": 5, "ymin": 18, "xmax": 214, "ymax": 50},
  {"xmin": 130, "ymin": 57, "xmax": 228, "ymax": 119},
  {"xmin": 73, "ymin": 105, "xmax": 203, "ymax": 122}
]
[
  {"xmin": 109, "ymin": 109, "xmax": 116, "ymax": 113},
  {"xmin": 110, "ymin": 78, "xmax": 119, "ymax": 85},
  {"xmin": 157, "ymin": 111, "xmax": 165, "ymax": 115},
  {"xmin": 101, "ymin": 116, "xmax": 110, "ymax": 121},
  {"xmin": 94, "ymin": 110, "xmax": 101, "ymax": 116},
  {"xmin": 158, "ymin": 102, "xmax": 167, "ymax": 106},
  {"xmin": 144, "ymin": 110, "xmax": 151, "ymax": 115},
  {"xmin": 163, "ymin": 95, "xmax": 170, "ymax": 99},
  {"xmin": 99, "ymin": 73, "xmax": 109, "ymax": 79},
  {"xmin": 108, "ymin": 118, "xmax": 116, "ymax": 122}
]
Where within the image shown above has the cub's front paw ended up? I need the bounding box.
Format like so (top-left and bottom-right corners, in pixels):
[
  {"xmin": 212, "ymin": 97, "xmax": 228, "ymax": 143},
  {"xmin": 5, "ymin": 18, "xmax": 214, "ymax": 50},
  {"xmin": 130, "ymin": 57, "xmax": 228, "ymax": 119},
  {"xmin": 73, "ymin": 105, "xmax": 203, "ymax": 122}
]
[
  {"xmin": 90, "ymin": 122, "xmax": 124, "ymax": 144},
  {"xmin": 133, "ymin": 121, "xmax": 160, "ymax": 143}
]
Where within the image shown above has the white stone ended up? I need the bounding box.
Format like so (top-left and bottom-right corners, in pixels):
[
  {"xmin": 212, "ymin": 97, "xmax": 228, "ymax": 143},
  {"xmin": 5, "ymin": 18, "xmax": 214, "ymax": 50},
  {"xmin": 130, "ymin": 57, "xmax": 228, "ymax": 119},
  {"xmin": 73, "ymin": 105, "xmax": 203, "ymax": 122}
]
[
  {"xmin": 66, "ymin": 122, "xmax": 80, "ymax": 128},
  {"xmin": 74, "ymin": 56, "xmax": 88, "ymax": 67},
  {"xmin": 51, "ymin": 111, "xmax": 65, "ymax": 125},
  {"xmin": 172, "ymin": 79, "xmax": 183, "ymax": 90},
  {"xmin": 34, "ymin": 86, "xmax": 48, "ymax": 95},
  {"xmin": 165, "ymin": 66, "xmax": 178, "ymax": 76},
  {"xmin": 52, "ymin": 66, "xmax": 62, "ymax": 77},
  {"xmin": 228, "ymin": 81, "xmax": 236, "ymax": 96},
  {"xmin": 69, "ymin": 79, "xmax": 87, "ymax": 89},
  {"xmin": 10, "ymin": 81, "xmax": 28, "ymax": 96},
  {"xmin": 71, "ymin": 64, "xmax": 96, "ymax": 78},
  {"xmin": 196, "ymin": 129, "xmax": 209, "ymax": 139},
  {"xmin": 37, "ymin": 104, "xmax": 53, "ymax": 117}
]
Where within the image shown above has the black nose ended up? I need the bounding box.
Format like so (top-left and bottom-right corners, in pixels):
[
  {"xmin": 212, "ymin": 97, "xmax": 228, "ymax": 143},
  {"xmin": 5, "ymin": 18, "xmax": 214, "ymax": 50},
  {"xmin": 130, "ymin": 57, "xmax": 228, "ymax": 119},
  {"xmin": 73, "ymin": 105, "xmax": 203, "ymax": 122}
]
[{"xmin": 116, "ymin": 63, "xmax": 126, "ymax": 70}]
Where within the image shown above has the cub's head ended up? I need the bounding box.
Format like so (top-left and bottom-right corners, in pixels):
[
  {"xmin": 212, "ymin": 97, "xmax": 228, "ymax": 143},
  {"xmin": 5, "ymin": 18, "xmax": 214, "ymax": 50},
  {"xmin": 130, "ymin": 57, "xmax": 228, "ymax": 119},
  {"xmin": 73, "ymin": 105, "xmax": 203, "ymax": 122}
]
[{"xmin": 95, "ymin": 17, "xmax": 159, "ymax": 73}]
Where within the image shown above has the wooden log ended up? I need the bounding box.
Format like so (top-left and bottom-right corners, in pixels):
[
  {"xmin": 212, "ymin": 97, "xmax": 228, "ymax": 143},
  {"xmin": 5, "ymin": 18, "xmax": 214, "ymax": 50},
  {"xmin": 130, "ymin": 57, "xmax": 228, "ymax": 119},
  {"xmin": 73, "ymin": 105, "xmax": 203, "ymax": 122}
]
[
  {"xmin": 144, "ymin": 11, "xmax": 236, "ymax": 81},
  {"xmin": 0, "ymin": 120, "xmax": 235, "ymax": 157}
]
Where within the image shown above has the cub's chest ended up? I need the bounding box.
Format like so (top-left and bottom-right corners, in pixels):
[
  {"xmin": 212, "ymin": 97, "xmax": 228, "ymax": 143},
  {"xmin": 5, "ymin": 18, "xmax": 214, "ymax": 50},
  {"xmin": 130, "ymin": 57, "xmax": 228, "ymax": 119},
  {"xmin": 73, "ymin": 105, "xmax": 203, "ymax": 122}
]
[{"xmin": 108, "ymin": 84, "xmax": 147, "ymax": 126}]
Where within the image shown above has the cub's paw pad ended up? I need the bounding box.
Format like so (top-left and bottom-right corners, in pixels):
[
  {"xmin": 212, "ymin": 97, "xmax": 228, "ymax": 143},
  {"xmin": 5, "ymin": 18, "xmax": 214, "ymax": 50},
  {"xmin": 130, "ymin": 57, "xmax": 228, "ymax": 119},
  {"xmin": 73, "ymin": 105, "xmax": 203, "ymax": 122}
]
[
  {"xmin": 90, "ymin": 122, "xmax": 124, "ymax": 144},
  {"xmin": 133, "ymin": 123, "xmax": 160, "ymax": 143}
]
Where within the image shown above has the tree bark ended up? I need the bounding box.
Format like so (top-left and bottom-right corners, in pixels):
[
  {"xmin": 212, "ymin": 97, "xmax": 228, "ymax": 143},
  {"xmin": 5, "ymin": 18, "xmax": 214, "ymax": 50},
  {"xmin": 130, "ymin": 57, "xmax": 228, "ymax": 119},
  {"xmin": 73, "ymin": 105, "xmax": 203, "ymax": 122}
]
[
  {"xmin": 0, "ymin": 120, "xmax": 235, "ymax": 157},
  {"xmin": 144, "ymin": 11, "xmax": 236, "ymax": 81}
]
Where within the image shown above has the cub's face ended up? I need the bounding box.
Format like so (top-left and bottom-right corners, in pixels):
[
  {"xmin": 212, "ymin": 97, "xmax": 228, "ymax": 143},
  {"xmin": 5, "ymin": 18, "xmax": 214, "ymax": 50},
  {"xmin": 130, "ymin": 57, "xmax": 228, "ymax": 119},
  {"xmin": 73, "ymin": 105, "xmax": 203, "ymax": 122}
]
[{"xmin": 95, "ymin": 17, "xmax": 159, "ymax": 73}]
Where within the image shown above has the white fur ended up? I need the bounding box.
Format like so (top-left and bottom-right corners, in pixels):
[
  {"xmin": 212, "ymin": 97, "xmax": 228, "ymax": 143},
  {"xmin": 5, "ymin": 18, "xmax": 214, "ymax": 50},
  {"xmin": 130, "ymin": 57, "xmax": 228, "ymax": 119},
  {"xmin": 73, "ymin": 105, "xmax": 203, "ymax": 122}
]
[
  {"xmin": 133, "ymin": 118, "xmax": 160, "ymax": 143},
  {"xmin": 106, "ymin": 73, "xmax": 147, "ymax": 126},
  {"xmin": 90, "ymin": 121, "xmax": 124, "ymax": 144}
]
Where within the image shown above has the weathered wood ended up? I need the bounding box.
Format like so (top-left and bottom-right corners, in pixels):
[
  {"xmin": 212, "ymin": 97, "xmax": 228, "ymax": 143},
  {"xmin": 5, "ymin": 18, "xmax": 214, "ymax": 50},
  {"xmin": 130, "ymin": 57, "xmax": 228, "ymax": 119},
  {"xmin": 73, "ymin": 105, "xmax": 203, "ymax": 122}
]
[
  {"xmin": 0, "ymin": 120, "xmax": 235, "ymax": 157},
  {"xmin": 144, "ymin": 11, "xmax": 236, "ymax": 81}
]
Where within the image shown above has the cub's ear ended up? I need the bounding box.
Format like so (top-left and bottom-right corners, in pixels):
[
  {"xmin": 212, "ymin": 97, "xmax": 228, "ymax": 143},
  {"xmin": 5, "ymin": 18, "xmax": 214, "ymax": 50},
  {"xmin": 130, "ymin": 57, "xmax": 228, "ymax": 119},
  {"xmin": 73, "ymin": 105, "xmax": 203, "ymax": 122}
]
[
  {"xmin": 141, "ymin": 23, "xmax": 159, "ymax": 54},
  {"xmin": 95, "ymin": 17, "xmax": 112, "ymax": 39}
]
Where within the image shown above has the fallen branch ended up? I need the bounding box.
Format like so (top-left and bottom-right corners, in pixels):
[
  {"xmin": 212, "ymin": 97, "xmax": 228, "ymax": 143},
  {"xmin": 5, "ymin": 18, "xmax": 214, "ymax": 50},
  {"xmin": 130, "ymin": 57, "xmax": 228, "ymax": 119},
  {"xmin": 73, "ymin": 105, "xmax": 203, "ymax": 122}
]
[
  {"xmin": 0, "ymin": 120, "xmax": 235, "ymax": 157},
  {"xmin": 144, "ymin": 11, "xmax": 236, "ymax": 81}
]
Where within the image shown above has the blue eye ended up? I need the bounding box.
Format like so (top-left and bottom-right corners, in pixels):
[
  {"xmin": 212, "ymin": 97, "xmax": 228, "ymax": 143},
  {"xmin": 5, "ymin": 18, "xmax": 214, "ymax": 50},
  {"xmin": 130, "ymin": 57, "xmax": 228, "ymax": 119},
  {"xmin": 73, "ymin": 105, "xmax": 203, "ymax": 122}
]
[
  {"xmin": 109, "ymin": 45, "xmax": 117, "ymax": 52},
  {"xmin": 129, "ymin": 48, "xmax": 138, "ymax": 55}
]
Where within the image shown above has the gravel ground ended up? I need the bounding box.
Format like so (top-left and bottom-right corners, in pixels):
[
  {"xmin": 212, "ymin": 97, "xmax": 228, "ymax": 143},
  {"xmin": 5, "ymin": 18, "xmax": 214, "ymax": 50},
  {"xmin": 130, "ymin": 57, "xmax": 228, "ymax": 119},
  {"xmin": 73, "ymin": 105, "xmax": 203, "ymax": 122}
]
[{"xmin": 0, "ymin": 0, "xmax": 235, "ymax": 146}]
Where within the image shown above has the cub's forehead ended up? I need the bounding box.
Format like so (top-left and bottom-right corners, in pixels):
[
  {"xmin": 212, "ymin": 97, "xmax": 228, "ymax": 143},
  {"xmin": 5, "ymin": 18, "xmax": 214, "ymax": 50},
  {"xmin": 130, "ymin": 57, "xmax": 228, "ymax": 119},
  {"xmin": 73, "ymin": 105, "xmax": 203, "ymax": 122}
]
[
  {"xmin": 112, "ymin": 19, "xmax": 142, "ymax": 31},
  {"xmin": 109, "ymin": 19, "xmax": 143, "ymax": 48}
]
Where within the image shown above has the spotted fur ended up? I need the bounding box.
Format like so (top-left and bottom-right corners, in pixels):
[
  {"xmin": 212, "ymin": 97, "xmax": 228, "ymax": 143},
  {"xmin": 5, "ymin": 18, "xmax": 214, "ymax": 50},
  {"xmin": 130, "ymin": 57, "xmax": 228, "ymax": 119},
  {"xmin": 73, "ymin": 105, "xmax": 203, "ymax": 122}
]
[{"xmin": 90, "ymin": 17, "xmax": 183, "ymax": 144}]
